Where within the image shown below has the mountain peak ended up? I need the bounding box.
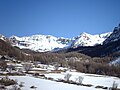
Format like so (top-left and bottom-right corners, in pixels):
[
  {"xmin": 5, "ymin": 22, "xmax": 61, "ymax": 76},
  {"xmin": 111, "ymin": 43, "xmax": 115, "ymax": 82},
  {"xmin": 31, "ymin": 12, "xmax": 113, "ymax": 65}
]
[
  {"xmin": 0, "ymin": 34, "xmax": 7, "ymax": 41},
  {"xmin": 9, "ymin": 34, "xmax": 71, "ymax": 52},
  {"xmin": 104, "ymin": 24, "xmax": 120, "ymax": 44},
  {"xmin": 80, "ymin": 32, "xmax": 89, "ymax": 35},
  {"xmin": 79, "ymin": 32, "xmax": 91, "ymax": 38},
  {"xmin": 71, "ymin": 32, "xmax": 111, "ymax": 48},
  {"xmin": 8, "ymin": 32, "xmax": 112, "ymax": 52}
]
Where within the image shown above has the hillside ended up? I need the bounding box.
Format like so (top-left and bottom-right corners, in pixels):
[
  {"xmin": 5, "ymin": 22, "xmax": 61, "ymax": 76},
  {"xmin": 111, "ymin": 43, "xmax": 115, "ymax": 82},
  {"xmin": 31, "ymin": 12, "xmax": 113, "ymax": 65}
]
[
  {"xmin": 0, "ymin": 39, "xmax": 33, "ymax": 60},
  {"xmin": 104, "ymin": 24, "xmax": 120, "ymax": 44}
]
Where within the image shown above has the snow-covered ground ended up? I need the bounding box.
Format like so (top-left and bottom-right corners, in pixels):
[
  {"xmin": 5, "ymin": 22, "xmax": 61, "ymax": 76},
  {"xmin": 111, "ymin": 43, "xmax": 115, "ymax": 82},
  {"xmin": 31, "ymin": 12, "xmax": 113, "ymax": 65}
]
[
  {"xmin": 45, "ymin": 71, "xmax": 120, "ymax": 88},
  {"xmin": 8, "ymin": 76, "xmax": 101, "ymax": 90},
  {"xmin": 0, "ymin": 61, "xmax": 119, "ymax": 90},
  {"xmin": 5, "ymin": 71, "xmax": 120, "ymax": 90}
]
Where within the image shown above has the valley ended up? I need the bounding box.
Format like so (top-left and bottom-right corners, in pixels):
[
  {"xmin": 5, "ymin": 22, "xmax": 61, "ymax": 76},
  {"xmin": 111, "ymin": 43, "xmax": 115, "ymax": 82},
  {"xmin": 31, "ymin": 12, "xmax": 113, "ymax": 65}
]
[{"xmin": 0, "ymin": 24, "xmax": 120, "ymax": 90}]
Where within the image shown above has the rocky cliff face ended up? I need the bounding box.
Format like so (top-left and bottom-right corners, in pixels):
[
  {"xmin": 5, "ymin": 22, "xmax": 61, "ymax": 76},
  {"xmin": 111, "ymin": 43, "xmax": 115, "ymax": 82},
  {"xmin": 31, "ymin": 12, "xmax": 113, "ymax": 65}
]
[{"xmin": 104, "ymin": 24, "xmax": 120, "ymax": 44}]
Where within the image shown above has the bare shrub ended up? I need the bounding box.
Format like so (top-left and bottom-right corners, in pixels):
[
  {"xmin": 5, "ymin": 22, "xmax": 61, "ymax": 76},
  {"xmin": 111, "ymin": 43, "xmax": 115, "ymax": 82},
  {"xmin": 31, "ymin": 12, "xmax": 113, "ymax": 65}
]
[
  {"xmin": 110, "ymin": 81, "xmax": 118, "ymax": 90},
  {"xmin": 64, "ymin": 73, "xmax": 72, "ymax": 82},
  {"xmin": 0, "ymin": 76, "xmax": 17, "ymax": 86},
  {"xmin": 23, "ymin": 63, "xmax": 32, "ymax": 73},
  {"xmin": 11, "ymin": 84, "xmax": 21, "ymax": 90},
  {"xmin": 76, "ymin": 76, "xmax": 84, "ymax": 84}
]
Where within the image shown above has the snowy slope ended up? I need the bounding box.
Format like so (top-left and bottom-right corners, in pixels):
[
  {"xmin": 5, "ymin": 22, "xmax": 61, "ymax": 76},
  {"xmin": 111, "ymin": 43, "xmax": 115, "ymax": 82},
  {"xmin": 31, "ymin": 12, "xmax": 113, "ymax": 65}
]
[
  {"xmin": 9, "ymin": 35, "xmax": 71, "ymax": 52},
  {"xmin": 9, "ymin": 32, "xmax": 111, "ymax": 52},
  {"xmin": 71, "ymin": 32, "xmax": 111, "ymax": 48},
  {"xmin": 0, "ymin": 34, "xmax": 7, "ymax": 41}
]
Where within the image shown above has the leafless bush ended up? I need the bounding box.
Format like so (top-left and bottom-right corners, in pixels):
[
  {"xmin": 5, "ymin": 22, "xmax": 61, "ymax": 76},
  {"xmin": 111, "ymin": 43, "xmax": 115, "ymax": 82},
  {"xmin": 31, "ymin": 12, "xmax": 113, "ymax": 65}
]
[
  {"xmin": 23, "ymin": 63, "xmax": 32, "ymax": 72},
  {"xmin": 11, "ymin": 84, "xmax": 21, "ymax": 90},
  {"xmin": 0, "ymin": 76, "xmax": 17, "ymax": 86},
  {"xmin": 76, "ymin": 76, "xmax": 84, "ymax": 84},
  {"xmin": 110, "ymin": 81, "xmax": 118, "ymax": 90},
  {"xmin": 64, "ymin": 73, "xmax": 72, "ymax": 82}
]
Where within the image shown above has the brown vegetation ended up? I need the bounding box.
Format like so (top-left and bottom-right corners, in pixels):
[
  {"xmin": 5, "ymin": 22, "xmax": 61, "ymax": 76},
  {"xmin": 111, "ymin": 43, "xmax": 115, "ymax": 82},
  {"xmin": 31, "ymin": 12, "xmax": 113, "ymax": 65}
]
[
  {"xmin": 0, "ymin": 76, "xmax": 17, "ymax": 86},
  {"xmin": 0, "ymin": 39, "xmax": 120, "ymax": 78}
]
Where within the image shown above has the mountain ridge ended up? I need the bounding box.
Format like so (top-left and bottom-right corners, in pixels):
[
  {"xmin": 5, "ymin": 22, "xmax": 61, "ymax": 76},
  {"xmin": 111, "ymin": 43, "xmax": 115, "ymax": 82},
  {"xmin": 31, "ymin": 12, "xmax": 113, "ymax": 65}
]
[
  {"xmin": 71, "ymin": 32, "xmax": 111, "ymax": 48},
  {"xmin": 8, "ymin": 32, "xmax": 111, "ymax": 52},
  {"xmin": 104, "ymin": 24, "xmax": 120, "ymax": 44},
  {"xmin": 1, "ymin": 24, "xmax": 120, "ymax": 53}
]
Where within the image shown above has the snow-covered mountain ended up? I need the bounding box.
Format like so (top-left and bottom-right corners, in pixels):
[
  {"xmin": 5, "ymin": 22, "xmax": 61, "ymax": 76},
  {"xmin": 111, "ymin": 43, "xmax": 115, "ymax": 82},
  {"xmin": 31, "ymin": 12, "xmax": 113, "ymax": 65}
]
[
  {"xmin": 9, "ymin": 35, "xmax": 72, "ymax": 52},
  {"xmin": 104, "ymin": 24, "xmax": 120, "ymax": 44},
  {"xmin": 9, "ymin": 32, "xmax": 111, "ymax": 52},
  {"xmin": 71, "ymin": 32, "xmax": 112, "ymax": 48},
  {"xmin": 0, "ymin": 34, "xmax": 7, "ymax": 41}
]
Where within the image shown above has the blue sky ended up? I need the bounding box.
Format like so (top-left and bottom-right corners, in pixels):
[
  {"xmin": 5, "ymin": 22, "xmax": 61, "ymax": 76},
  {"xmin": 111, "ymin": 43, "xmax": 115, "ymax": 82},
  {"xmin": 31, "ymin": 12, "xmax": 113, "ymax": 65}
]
[{"xmin": 0, "ymin": 0, "xmax": 120, "ymax": 38}]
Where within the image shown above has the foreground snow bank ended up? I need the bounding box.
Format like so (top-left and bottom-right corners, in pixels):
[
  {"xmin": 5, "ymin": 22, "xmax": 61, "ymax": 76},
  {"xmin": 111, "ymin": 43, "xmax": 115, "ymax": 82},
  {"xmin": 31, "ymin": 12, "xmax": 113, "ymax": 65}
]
[
  {"xmin": 9, "ymin": 76, "xmax": 97, "ymax": 90},
  {"xmin": 1, "ymin": 70, "xmax": 118, "ymax": 90},
  {"xmin": 45, "ymin": 71, "xmax": 120, "ymax": 88},
  {"xmin": 8, "ymin": 71, "xmax": 120, "ymax": 90}
]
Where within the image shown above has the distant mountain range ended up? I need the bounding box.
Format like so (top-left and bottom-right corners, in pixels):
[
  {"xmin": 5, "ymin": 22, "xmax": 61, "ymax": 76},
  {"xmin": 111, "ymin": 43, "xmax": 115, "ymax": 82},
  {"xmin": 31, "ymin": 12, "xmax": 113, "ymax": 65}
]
[
  {"xmin": 0, "ymin": 24, "xmax": 120, "ymax": 54},
  {"xmin": 8, "ymin": 32, "xmax": 111, "ymax": 52},
  {"xmin": 67, "ymin": 24, "xmax": 120, "ymax": 57},
  {"xmin": 9, "ymin": 35, "xmax": 72, "ymax": 52},
  {"xmin": 71, "ymin": 32, "xmax": 111, "ymax": 48}
]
